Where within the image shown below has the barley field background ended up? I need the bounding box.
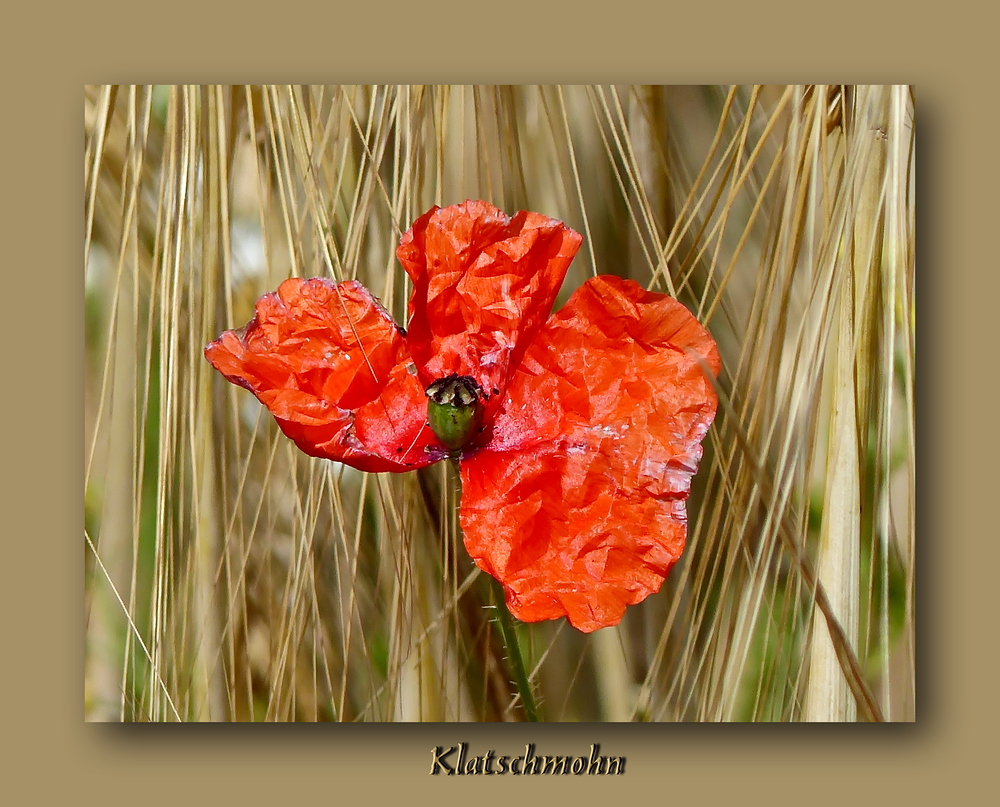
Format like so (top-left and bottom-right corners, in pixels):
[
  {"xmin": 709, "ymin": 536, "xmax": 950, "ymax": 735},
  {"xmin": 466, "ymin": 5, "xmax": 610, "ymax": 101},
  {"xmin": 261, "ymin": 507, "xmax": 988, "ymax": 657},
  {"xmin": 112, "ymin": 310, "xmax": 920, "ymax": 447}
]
[{"xmin": 83, "ymin": 84, "xmax": 914, "ymax": 722}]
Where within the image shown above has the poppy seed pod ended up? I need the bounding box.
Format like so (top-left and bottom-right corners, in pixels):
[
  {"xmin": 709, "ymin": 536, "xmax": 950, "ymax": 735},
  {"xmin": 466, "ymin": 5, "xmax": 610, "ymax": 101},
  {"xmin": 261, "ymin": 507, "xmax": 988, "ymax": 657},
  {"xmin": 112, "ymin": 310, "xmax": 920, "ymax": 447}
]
[{"xmin": 425, "ymin": 375, "xmax": 485, "ymax": 452}]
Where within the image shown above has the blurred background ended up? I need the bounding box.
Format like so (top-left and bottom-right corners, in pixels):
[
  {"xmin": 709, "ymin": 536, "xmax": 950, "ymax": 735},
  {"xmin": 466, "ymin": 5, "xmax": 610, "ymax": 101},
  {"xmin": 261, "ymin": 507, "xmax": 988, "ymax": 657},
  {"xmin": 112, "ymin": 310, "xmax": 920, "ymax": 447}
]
[{"xmin": 84, "ymin": 85, "xmax": 914, "ymax": 722}]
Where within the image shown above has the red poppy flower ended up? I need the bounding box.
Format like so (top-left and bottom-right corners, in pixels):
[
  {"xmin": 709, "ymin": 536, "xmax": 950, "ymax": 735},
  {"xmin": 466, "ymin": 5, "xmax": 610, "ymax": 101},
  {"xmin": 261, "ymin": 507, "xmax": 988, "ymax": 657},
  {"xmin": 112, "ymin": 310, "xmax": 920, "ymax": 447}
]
[{"xmin": 206, "ymin": 200, "xmax": 720, "ymax": 632}]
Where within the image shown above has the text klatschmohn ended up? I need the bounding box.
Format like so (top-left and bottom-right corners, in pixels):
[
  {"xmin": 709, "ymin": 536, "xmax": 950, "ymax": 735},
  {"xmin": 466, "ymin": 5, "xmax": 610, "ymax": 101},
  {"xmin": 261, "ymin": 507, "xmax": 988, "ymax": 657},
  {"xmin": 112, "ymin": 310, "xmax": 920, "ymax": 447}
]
[{"xmin": 430, "ymin": 743, "xmax": 625, "ymax": 776}]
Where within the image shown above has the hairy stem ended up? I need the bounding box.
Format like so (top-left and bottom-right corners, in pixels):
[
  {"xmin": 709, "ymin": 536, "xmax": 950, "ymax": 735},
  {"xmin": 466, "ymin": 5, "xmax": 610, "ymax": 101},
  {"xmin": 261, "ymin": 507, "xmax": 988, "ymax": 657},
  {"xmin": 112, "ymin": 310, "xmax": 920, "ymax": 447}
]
[{"xmin": 489, "ymin": 577, "xmax": 540, "ymax": 722}]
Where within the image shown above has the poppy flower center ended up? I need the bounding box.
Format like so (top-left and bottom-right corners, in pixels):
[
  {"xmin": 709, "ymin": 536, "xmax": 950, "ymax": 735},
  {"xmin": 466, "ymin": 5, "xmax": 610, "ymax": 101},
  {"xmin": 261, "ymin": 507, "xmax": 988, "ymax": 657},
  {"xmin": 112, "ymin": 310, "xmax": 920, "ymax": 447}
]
[{"xmin": 425, "ymin": 374, "xmax": 484, "ymax": 452}]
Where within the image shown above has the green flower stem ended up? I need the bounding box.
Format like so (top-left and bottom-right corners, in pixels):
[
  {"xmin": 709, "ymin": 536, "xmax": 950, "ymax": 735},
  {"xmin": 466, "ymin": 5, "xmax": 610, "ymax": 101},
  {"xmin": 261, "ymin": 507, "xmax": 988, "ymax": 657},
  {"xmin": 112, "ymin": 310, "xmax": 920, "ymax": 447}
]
[
  {"xmin": 489, "ymin": 577, "xmax": 540, "ymax": 722},
  {"xmin": 443, "ymin": 457, "xmax": 539, "ymax": 721}
]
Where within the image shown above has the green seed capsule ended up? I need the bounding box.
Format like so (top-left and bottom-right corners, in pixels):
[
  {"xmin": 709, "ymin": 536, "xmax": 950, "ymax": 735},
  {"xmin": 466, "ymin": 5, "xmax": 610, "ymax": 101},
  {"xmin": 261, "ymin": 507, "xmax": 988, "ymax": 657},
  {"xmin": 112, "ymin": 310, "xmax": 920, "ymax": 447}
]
[{"xmin": 425, "ymin": 375, "xmax": 484, "ymax": 452}]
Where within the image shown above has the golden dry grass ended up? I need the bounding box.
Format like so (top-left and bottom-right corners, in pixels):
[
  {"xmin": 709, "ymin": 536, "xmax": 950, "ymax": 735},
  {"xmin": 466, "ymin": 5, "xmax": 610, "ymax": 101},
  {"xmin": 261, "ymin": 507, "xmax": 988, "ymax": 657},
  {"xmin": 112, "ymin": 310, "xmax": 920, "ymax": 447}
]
[{"xmin": 84, "ymin": 85, "xmax": 914, "ymax": 722}]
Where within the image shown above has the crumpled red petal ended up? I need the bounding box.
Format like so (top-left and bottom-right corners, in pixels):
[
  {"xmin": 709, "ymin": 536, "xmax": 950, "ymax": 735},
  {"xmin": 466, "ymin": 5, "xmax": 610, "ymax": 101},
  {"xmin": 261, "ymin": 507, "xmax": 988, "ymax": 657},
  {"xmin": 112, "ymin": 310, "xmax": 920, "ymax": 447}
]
[
  {"xmin": 205, "ymin": 277, "xmax": 444, "ymax": 472},
  {"xmin": 459, "ymin": 275, "xmax": 720, "ymax": 632},
  {"xmin": 396, "ymin": 200, "xmax": 583, "ymax": 417}
]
